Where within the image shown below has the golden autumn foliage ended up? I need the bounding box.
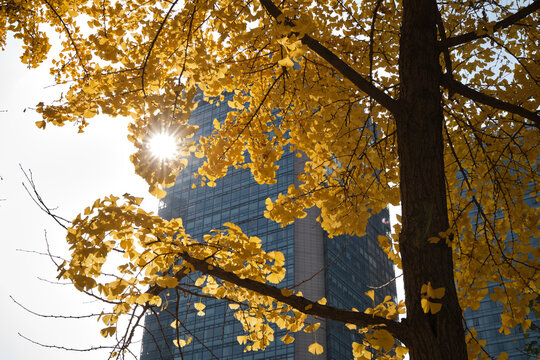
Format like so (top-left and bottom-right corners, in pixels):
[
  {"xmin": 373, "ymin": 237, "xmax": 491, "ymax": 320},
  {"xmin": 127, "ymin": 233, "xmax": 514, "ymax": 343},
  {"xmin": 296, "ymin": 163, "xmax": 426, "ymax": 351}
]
[{"xmin": 2, "ymin": 0, "xmax": 539, "ymax": 359}]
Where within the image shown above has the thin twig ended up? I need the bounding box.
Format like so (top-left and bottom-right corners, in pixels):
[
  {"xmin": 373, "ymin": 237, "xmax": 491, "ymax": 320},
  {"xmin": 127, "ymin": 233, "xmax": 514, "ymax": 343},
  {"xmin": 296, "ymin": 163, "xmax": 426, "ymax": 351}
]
[
  {"xmin": 20, "ymin": 166, "xmax": 70, "ymax": 229},
  {"xmin": 18, "ymin": 332, "xmax": 113, "ymax": 352},
  {"xmin": 10, "ymin": 295, "xmax": 106, "ymax": 319},
  {"xmin": 292, "ymin": 235, "xmax": 351, "ymax": 289},
  {"xmin": 368, "ymin": 273, "xmax": 403, "ymax": 290}
]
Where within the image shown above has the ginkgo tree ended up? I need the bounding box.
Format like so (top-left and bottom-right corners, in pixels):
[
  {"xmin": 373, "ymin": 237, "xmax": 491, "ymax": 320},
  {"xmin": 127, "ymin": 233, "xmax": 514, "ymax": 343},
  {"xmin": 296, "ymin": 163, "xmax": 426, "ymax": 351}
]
[{"xmin": 2, "ymin": 0, "xmax": 539, "ymax": 359}]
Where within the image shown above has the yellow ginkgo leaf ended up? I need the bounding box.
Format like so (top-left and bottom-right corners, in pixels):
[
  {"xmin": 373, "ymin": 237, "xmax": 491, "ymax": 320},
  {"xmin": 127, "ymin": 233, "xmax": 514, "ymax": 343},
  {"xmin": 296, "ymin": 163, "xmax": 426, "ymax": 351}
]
[
  {"xmin": 135, "ymin": 293, "xmax": 152, "ymax": 305},
  {"xmin": 421, "ymin": 298, "xmax": 430, "ymax": 313},
  {"xmin": 156, "ymin": 276, "xmax": 179, "ymax": 288},
  {"xmin": 421, "ymin": 282, "xmax": 445, "ymax": 299},
  {"xmin": 421, "ymin": 298, "xmax": 442, "ymax": 314},
  {"xmin": 308, "ymin": 342, "xmax": 324, "ymax": 355},
  {"xmin": 427, "ymin": 285, "xmax": 445, "ymax": 299},
  {"xmin": 267, "ymin": 271, "xmax": 284, "ymax": 284},
  {"xmin": 396, "ymin": 345, "xmax": 409, "ymax": 358},
  {"xmin": 428, "ymin": 236, "xmax": 440, "ymax": 244},
  {"xmin": 280, "ymin": 333, "xmax": 295, "ymax": 344},
  {"xmin": 371, "ymin": 329, "xmax": 394, "ymax": 351},
  {"xmin": 173, "ymin": 337, "xmax": 192, "ymax": 347},
  {"xmin": 277, "ymin": 57, "xmax": 294, "ymax": 67},
  {"xmin": 194, "ymin": 276, "xmax": 206, "ymax": 287},
  {"xmin": 365, "ymin": 290, "xmax": 375, "ymax": 301},
  {"xmin": 352, "ymin": 341, "xmax": 363, "ymax": 356},
  {"xmin": 281, "ymin": 288, "xmax": 294, "ymax": 297},
  {"xmin": 431, "ymin": 302, "xmax": 442, "ymax": 314},
  {"xmin": 102, "ymin": 314, "xmax": 118, "ymax": 325},
  {"xmin": 194, "ymin": 302, "xmax": 206, "ymax": 316},
  {"xmin": 113, "ymin": 302, "xmax": 131, "ymax": 315},
  {"xmin": 303, "ymin": 323, "xmax": 320, "ymax": 333},
  {"xmin": 100, "ymin": 326, "xmax": 117, "ymax": 338},
  {"xmin": 317, "ymin": 297, "xmax": 327, "ymax": 305}
]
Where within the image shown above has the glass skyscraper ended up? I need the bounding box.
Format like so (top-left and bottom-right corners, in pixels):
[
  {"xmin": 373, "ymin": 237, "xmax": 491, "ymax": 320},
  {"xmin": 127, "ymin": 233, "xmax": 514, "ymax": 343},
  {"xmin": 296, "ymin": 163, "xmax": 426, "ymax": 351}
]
[
  {"xmin": 463, "ymin": 193, "xmax": 539, "ymax": 360},
  {"xmin": 140, "ymin": 92, "xmax": 396, "ymax": 360},
  {"xmin": 464, "ymin": 285, "xmax": 539, "ymax": 359}
]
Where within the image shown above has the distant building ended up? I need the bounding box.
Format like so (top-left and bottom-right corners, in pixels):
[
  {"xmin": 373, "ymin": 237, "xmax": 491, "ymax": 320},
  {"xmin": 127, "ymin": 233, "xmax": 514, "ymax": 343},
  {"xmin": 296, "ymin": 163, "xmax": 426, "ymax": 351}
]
[
  {"xmin": 463, "ymin": 194, "xmax": 539, "ymax": 359},
  {"xmin": 140, "ymin": 93, "xmax": 396, "ymax": 359}
]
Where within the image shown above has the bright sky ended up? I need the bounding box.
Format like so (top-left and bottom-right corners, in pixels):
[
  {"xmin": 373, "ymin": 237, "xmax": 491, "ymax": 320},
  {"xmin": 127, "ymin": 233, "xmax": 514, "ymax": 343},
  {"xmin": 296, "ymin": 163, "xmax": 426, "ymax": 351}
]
[
  {"xmin": 0, "ymin": 32, "xmax": 404, "ymax": 360},
  {"xmin": 0, "ymin": 36, "xmax": 158, "ymax": 359}
]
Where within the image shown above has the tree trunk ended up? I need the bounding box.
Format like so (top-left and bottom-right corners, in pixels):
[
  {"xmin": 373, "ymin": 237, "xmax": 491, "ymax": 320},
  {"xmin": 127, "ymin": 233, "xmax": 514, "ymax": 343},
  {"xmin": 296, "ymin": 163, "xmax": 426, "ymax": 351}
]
[{"xmin": 397, "ymin": 0, "xmax": 468, "ymax": 359}]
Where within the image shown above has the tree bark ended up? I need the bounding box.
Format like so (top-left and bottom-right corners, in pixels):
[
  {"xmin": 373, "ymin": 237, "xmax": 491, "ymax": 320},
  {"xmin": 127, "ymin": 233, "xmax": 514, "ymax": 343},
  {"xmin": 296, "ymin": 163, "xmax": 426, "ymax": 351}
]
[{"xmin": 397, "ymin": 0, "xmax": 468, "ymax": 359}]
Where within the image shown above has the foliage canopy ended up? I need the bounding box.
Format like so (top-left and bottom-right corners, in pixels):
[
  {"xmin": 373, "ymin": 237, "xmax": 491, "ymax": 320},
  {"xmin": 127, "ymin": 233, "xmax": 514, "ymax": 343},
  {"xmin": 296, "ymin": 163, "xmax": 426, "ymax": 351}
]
[{"xmin": 2, "ymin": 0, "xmax": 539, "ymax": 359}]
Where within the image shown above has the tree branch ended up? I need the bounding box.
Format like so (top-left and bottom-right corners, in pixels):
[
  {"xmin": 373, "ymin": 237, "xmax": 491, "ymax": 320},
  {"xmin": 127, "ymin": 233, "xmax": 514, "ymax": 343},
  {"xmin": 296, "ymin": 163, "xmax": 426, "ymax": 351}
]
[
  {"xmin": 18, "ymin": 332, "xmax": 113, "ymax": 353},
  {"xmin": 441, "ymin": 0, "xmax": 540, "ymax": 48},
  {"xmin": 21, "ymin": 166, "xmax": 70, "ymax": 230},
  {"xmin": 42, "ymin": 0, "xmax": 90, "ymax": 78},
  {"xmin": 368, "ymin": 0, "xmax": 383, "ymax": 83},
  {"xmin": 435, "ymin": 7, "xmax": 453, "ymax": 78},
  {"xmin": 258, "ymin": 0, "xmax": 401, "ymax": 115},
  {"xmin": 140, "ymin": 0, "xmax": 180, "ymax": 96},
  {"xmin": 440, "ymin": 74, "xmax": 540, "ymax": 128},
  {"xmin": 10, "ymin": 295, "xmax": 105, "ymax": 319},
  {"xmin": 178, "ymin": 251, "xmax": 410, "ymax": 343}
]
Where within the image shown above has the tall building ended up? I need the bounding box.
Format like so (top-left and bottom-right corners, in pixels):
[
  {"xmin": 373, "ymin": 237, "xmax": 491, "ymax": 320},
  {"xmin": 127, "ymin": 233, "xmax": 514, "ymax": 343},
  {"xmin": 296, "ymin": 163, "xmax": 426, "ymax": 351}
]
[
  {"xmin": 464, "ymin": 285, "xmax": 539, "ymax": 359},
  {"xmin": 463, "ymin": 193, "xmax": 539, "ymax": 360},
  {"xmin": 140, "ymin": 92, "xmax": 396, "ymax": 360}
]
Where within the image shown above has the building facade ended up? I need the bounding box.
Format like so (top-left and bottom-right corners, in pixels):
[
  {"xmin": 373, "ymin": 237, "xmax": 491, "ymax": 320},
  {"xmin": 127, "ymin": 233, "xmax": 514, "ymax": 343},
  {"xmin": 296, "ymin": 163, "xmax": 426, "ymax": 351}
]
[
  {"xmin": 464, "ymin": 285, "xmax": 539, "ymax": 359},
  {"xmin": 140, "ymin": 93, "xmax": 396, "ymax": 360},
  {"xmin": 463, "ymin": 193, "xmax": 539, "ymax": 360}
]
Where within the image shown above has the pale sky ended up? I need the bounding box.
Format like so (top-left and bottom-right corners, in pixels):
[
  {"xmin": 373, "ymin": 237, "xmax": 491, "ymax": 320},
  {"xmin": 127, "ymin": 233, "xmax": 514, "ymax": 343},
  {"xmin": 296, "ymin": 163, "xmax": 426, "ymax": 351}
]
[
  {"xmin": 0, "ymin": 36, "xmax": 158, "ymax": 360},
  {"xmin": 0, "ymin": 33, "xmax": 404, "ymax": 360}
]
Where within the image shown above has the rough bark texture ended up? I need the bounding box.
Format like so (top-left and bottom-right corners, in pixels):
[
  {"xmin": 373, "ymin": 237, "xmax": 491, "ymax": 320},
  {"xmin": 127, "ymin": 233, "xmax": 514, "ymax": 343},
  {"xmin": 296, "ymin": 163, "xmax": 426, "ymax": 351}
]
[{"xmin": 397, "ymin": 0, "xmax": 468, "ymax": 359}]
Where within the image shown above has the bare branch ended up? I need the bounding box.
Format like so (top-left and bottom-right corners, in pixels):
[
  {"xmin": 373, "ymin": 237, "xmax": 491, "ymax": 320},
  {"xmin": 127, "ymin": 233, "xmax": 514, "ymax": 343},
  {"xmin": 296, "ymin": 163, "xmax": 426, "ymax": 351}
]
[
  {"xmin": 10, "ymin": 295, "xmax": 105, "ymax": 319},
  {"xmin": 162, "ymin": 303, "xmax": 220, "ymax": 359},
  {"xmin": 36, "ymin": 277, "xmax": 72, "ymax": 286},
  {"xmin": 15, "ymin": 247, "xmax": 65, "ymax": 262},
  {"xmin": 114, "ymin": 305, "xmax": 147, "ymax": 359},
  {"xmin": 18, "ymin": 332, "xmax": 113, "ymax": 352},
  {"xmin": 21, "ymin": 166, "xmax": 70, "ymax": 229},
  {"xmin": 293, "ymin": 235, "xmax": 350, "ymax": 289},
  {"xmin": 368, "ymin": 273, "xmax": 403, "ymax": 290},
  {"xmin": 44, "ymin": 231, "xmax": 62, "ymax": 268}
]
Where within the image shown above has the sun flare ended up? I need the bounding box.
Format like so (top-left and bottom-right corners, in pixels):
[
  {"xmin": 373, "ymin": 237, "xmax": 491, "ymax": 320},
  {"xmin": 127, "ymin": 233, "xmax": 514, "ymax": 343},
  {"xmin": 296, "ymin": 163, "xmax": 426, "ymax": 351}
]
[{"xmin": 148, "ymin": 133, "xmax": 178, "ymax": 160}]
